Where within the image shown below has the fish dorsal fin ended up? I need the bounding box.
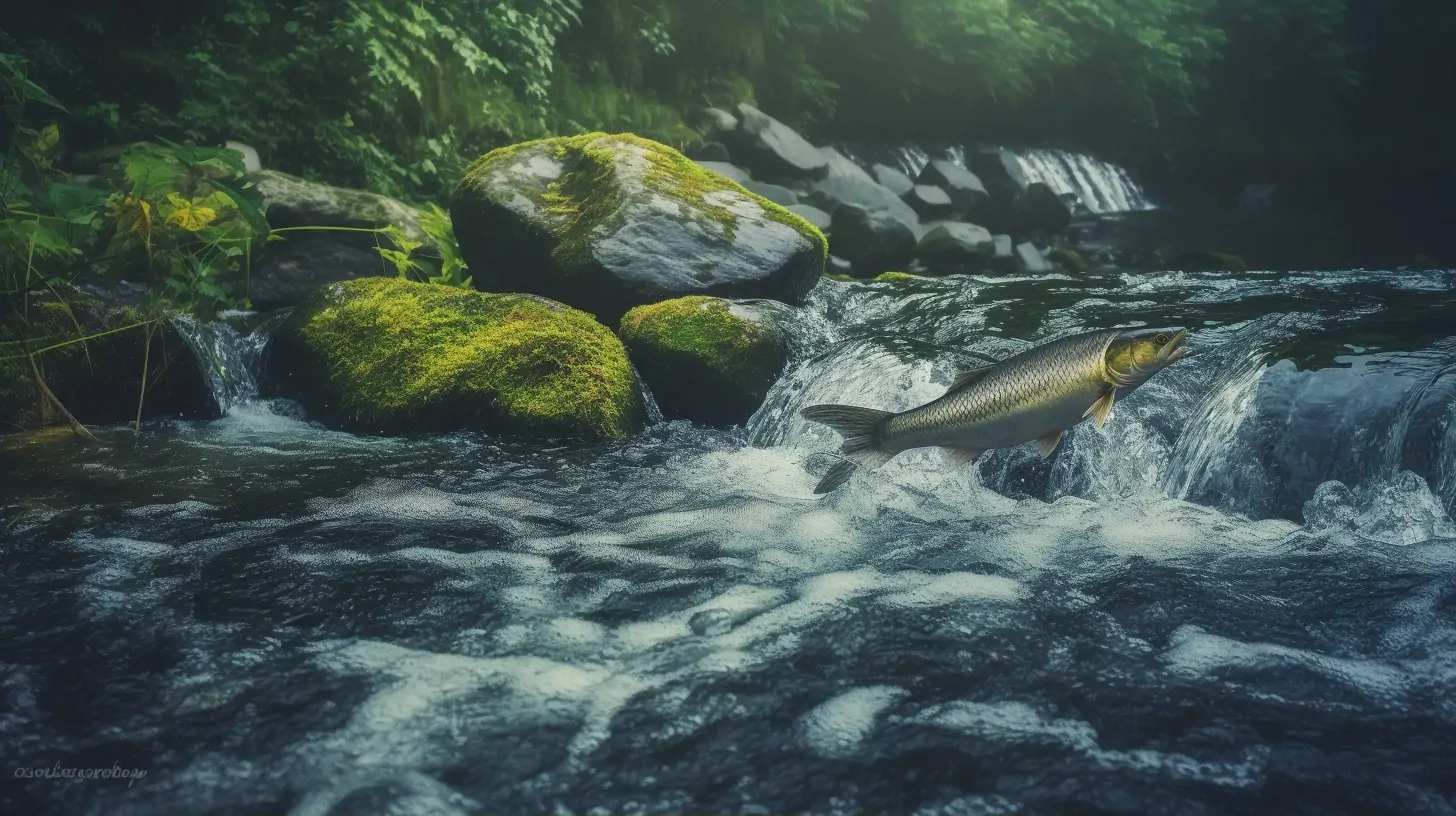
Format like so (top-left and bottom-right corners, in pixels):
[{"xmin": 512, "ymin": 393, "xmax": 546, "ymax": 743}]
[
  {"xmin": 1036, "ymin": 430, "xmax": 1065, "ymax": 459},
  {"xmin": 1083, "ymin": 389, "xmax": 1115, "ymax": 430},
  {"xmin": 940, "ymin": 446, "xmax": 984, "ymax": 470},
  {"xmin": 946, "ymin": 363, "xmax": 996, "ymax": 394}
]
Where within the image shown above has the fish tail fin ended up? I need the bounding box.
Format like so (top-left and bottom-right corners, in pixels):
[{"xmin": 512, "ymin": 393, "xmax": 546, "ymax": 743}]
[
  {"xmin": 801, "ymin": 404, "xmax": 894, "ymax": 454},
  {"xmin": 800, "ymin": 404, "xmax": 896, "ymax": 493}
]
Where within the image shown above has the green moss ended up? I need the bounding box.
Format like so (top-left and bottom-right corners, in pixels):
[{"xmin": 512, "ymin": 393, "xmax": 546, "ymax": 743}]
[
  {"xmin": 283, "ymin": 277, "xmax": 640, "ymax": 438},
  {"xmin": 820, "ymin": 270, "xmax": 926, "ymax": 284},
  {"xmin": 620, "ymin": 296, "xmax": 778, "ymax": 383},
  {"xmin": 1048, "ymin": 248, "xmax": 1088, "ymax": 273},
  {"xmin": 873, "ymin": 270, "xmax": 928, "ymax": 282},
  {"xmin": 618, "ymin": 295, "xmax": 786, "ymax": 426},
  {"xmin": 458, "ymin": 132, "xmax": 828, "ymax": 274}
]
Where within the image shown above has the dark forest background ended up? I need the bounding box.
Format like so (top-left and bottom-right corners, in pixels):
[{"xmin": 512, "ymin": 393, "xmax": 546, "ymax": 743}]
[{"xmin": 5, "ymin": 0, "xmax": 1453, "ymax": 210}]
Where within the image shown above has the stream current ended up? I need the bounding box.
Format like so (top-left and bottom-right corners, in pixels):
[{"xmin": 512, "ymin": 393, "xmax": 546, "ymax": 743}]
[{"xmin": 4, "ymin": 266, "xmax": 1456, "ymax": 815}]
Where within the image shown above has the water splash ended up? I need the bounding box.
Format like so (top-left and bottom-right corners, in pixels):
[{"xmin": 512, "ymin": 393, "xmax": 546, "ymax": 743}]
[{"xmin": 1160, "ymin": 353, "xmax": 1270, "ymax": 506}]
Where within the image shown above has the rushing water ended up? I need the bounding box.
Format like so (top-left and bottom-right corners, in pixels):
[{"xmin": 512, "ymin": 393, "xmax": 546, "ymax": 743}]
[
  {"xmin": 1010, "ymin": 148, "xmax": 1155, "ymax": 214},
  {"xmin": 833, "ymin": 144, "xmax": 1155, "ymax": 214},
  {"xmin": 4, "ymin": 267, "xmax": 1456, "ymax": 816}
]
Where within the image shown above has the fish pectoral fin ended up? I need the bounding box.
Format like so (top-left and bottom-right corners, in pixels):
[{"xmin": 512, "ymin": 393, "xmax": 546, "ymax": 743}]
[
  {"xmin": 1083, "ymin": 390, "xmax": 1115, "ymax": 430},
  {"xmin": 940, "ymin": 446, "xmax": 984, "ymax": 470},
  {"xmin": 1036, "ymin": 430, "xmax": 1065, "ymax": 459}
]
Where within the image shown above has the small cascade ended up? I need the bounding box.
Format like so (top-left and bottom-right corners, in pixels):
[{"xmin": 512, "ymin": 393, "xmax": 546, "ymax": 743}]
[
  {"xmin": 170, "ymin": 311, "xmax": 271, "ymax": 413},
  {"xmin": 830, "ymin": 142, "xmax": 1152, "ymax": 214},
  {"xmin": 1012, "ymin": 148, "xmax": 1155, "ymax": 214},
  {"xmin": 632, "ymin": 362, "xmax": 666, "ymax": 424}
]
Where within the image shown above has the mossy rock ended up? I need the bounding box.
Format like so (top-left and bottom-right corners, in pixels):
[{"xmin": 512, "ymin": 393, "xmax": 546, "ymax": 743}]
[
  {"xmin": 0, "ymin": 290, "xmax": 218, "ymax": 433},
  {"xmin": 451, "ymin": 132, "xmax": 826, "ymax": 327},
  {"xmin": 262, "ymin": 277, "xmax": 643, "ymax": 439},
  {"xmin": 1048, "ymin": 248, "xmax": 1088, "ymax": 273},
  {"xmin": 872, "ymin": 270, "xmax": 930, "ymax": 283},
  {"xmin": 619, "ymin": 296, "xmax": 789, "ymax": 427},
  {"xmin": 819, "ymin": 270, "xmax": 926, "ymax": 285},
  {"xmin": 1166, "ymin": 250, "xmax": 1249, "ymax": 273}
]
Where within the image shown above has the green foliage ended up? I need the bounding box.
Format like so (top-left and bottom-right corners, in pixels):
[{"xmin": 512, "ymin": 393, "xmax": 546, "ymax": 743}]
[
  {"xmin": 4, "ymin": 0, "xmax": 1418, "ymax": 196},
  {"xmin": 98, "ymin": 141, "xmax": 268, "ymax": 318},
  {"xmin": 13, "ymin": 0, "xmax": 583, "ymax": 200},
  {"xmin": 365, "ymin": 206, "xmax": 473, "ymax": 290}
]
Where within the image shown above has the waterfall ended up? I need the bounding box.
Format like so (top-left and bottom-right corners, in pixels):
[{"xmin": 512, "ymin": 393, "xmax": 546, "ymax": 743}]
[
  {"xmin": 170, "ymin": 311, "xmax": 272, "ymax": 413},
  {"xmin": 1011, "ymin": 148, "xmax": 1155, "ymax": 214},
  {"xmin": 830, "ymin": 142, "xmax": 1154, "ymax": 214}
]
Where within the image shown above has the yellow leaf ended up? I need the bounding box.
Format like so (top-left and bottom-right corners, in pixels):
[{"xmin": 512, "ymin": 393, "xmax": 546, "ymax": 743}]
[
  {"xmin": 36, "ymin": 124, "xmax": 59, "ymax": 152},
  {"xmin": 120, "ymin": 196, "xmax": 153, "ymax": 238},
  {"xmin": 165, "ymin": 194, "xmax": 218, "ymax": 231}
]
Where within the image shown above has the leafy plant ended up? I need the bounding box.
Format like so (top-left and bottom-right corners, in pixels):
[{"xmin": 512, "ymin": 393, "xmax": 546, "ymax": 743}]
[
  {"xmin": 97, "ymin": 141, "xmax": 267, "ymax": 318},
  {"xmin": 361, "ymin": 204, "xmax": 471, "ymax": 289}
]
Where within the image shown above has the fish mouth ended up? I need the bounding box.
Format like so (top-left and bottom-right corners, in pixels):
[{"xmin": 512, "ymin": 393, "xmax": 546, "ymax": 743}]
[{"xmin": 1160, "ymin": 328, "xmax": 1189, "ymax": 364}]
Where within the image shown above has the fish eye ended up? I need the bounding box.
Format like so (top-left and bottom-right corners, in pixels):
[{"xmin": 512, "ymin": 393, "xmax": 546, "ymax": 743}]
[{"xmin": 1155, "ymin": 333, "xmax": 1170, "ymax": 345}]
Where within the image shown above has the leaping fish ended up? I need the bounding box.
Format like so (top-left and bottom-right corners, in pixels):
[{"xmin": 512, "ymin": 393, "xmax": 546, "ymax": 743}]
[{"xmin": 800, "ymin": 327, "xmax": 1190, "ymax": 493}]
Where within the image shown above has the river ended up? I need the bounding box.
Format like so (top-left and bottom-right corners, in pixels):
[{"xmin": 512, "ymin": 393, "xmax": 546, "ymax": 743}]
[{"xmin": 4, "ymin": 264, "xmax": 1456, "ymax": 815}]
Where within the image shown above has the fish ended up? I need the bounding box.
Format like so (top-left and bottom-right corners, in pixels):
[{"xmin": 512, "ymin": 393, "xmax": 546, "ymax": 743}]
[{"xmin": 800, "ymin": 326, "xmax": 1190, "ymax": 493}]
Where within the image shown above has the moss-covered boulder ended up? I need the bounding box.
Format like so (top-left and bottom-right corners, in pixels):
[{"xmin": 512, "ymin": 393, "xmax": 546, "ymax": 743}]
[
  {"xmin": 1, "ymin": 290, "xmax": 218, "ymax": 433},
  {"xmin": 262, "ymin": 277, "xmax": 643, "ymax": 439},
  {"xmin": 451, "ymin": 133, "xmax": 826, "ymax": 327},
  {"xmin": 619, "ymin": 296, "xmax": 789, "ymax": 427}
]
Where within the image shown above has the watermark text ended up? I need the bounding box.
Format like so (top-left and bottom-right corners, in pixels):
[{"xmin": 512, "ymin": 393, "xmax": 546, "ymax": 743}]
[{"xmin": 14, "ymin": 761, "xmax": 148, "ymax": 788}]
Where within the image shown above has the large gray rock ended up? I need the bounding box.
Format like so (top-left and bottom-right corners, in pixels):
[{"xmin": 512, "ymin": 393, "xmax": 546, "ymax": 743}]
[
  {"xmin": 1013, "ymin": 181, "xmax": 1073, "ymax": 235},
  {"xmin": 224, "ymin": 140, "xmax": 262, "ymax": 173},
  {"xmin": 802, "ymin": 148, "xmax": 924, "ymax": 237},
  {"xmin": 914, "ymin": 222, "xmax": 996, "ymax": 275},
  {"xmin": 730, "ymin": 103, "xmax": 828, "ymax": 183},
  {"xmin": 247, "ymin": 169, "xmax": 434, "ymax": 309},
  {"xmin": 696, "ymin": 107, "xmax": 739, "ymax": 141},
  {"xmin": 803, "ymin": 177, "xmax": 920, "ymax": 237},
  {"xmin": 990, "ymin": 234, "xmax": 1016, "ymax": 273},
  {"xmin": 829, "ymin": 204, "xmax": 916, "ymax": 276},
  {"xmin": 788, "ymin": 204, "xmax": 832, "ymax": 233},
  {"xmin": 451, "ymin": 134, "xmax": 826, "ymax": 327},
  {"xmin": 694, "ymin": 160, "xmax": 750, "ymax": 185},
  {"xmin": 916, "ymin": 159, "xmax": 991, "ymax": 222},
  {"xmin": 903, "ymin": 184, "xmax": 955, "ymax": 220},
  {"xmin": 819, "ymin": 146, "xmax": 876, "ymax": 185},
  {"xmin": 1016, "ymin": 242, "xmax": 1056, "ymax": 273},
  {"xmin": 871, "ymin": 163, "xmax": 914, "ymax": 196},
  {"xmin": 743, "ymin": 179, "xmax": 799, "ymax": 207},
  {"xmin": 686, "ymin": 141, "xmax": 731, "ymax": 163},
  {"xmin": 968, "ymin": 148, "xmax": 1029, "ymax": 209}
]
